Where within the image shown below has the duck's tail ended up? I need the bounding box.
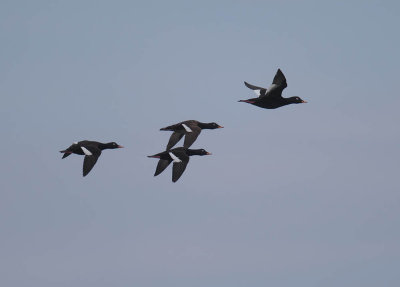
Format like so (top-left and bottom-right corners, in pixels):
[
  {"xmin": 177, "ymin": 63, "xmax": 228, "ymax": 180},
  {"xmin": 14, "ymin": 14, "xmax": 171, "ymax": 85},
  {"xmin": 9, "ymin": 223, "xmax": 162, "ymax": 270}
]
[
  {"xmin": 160, "ymin": 126, "xmax": 173, "ymax": 131},
  {"xmin": 238, "ymin": 99, "xmax": 256, "ymax": 103},
  {"xmin": 60, "ymin": 150, "xmax": 72, "ymax": 159}
]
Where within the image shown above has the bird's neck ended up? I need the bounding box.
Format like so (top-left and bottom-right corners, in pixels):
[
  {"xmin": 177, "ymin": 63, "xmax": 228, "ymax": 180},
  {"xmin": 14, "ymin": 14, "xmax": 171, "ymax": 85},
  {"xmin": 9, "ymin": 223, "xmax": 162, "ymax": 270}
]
[
  {"xmin": 285, "ymin": 97, "xmax": 297, "ymax": 104},
  {"xmin": 98, "ymin": 142, "xmax": 113, "ymax": 150},
  {"xmin": 198, "ymin": 122, "xmax": 213, "ymax": 129},
  {"xmin": 186, "ymin": 149, "xmax": 203, "ymax": 156},
  {"xmin": 278, "ymin": 97, "xmax": 293, "ymax": 106}
]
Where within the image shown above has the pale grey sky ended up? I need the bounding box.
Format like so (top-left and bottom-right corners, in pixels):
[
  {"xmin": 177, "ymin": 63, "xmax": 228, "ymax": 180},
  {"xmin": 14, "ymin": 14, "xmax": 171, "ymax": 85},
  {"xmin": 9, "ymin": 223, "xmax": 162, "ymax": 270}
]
[{"xmin": 1, "ymin": 1, "xmax": 399, "ymax": 286}]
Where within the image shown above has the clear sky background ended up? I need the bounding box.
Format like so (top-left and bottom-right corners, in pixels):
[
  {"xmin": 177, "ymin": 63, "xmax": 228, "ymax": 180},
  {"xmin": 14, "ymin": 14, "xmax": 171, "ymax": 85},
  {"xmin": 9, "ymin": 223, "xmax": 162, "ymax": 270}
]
[{"xmin": 1, "ymin": 1, "xmax": 399, "ymax": 286}]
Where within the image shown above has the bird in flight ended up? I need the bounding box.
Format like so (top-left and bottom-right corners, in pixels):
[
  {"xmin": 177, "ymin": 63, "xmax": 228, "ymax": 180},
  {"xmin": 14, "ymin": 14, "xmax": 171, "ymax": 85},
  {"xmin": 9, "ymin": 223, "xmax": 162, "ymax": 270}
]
[
  {"xmin": 160, "ymin": 120, "xmax": 223, "ymax": 150},
  {"xmin": 148, "ymin": 147, "xmax": 211, "ymax": 182},
  {"xmin": 60, "ymin": 140, "xmax": 123, "ymax": 176},
  {"xmin": 239, "ymin": 69, "xmax": 307, "ymax": 109}
]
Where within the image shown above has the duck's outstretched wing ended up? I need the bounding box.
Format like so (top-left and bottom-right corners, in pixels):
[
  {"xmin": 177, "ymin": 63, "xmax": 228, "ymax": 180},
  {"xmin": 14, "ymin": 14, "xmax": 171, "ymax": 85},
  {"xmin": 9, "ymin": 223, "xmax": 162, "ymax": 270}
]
[
  {"xmin": 82, "ymin": 146, "xmax": 101, "ymax": 177},
  {"xmin": 244, "ymin": 81, "xmax": 267, "ymax": 97},
  {"xmin": 154, "ymin": 159, "xmax": 172, "ymax": 176},
  {"xmin": 171, "ymin": 151, "xmax": 189, "ymax": 182},
  {"xmin": 262, "ymin": 69, "xmax": 288, "ymax": 98},
  {"xmin": 271, "ymin": 69, "xmax": 287, "ymax": 89},
  {"xmin": 166, "ymin": 132, "xmax": 184, "ymax": 150},
  {"xmin": 183, "ymin": 126, "xmax": 201, "ymax": 148}
]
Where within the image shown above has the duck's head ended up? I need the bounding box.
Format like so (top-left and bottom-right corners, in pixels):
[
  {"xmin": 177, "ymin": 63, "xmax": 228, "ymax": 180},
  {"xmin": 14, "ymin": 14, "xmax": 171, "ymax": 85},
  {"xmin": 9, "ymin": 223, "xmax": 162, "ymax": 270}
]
[
  {"xmin": 288, "ymin": 97, "xmax": 307, "ymax": 104},
  {"xmin": 106, "ymin": 142, "xmax": 124, "ymax": 149},
  {"xmin": 208, "ymin": 122, "xmax": 224, "ymax": 129},
  {"xmin": 188, "ymin": 148, "xmax": 212, "ymax": 156},
  {"xmin": 200, "ymin": 122, "xmax": 224, "ymax": 129}
]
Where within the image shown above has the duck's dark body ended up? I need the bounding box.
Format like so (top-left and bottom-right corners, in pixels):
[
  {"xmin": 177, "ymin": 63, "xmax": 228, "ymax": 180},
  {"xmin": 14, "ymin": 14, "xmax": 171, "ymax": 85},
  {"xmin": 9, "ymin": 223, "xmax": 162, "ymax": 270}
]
[
  {"xmin": 241, "ymin": 97, "xmax": 299, "ymax": 109},
  {"xmin": 60, "ymin": 140, "xmax": 123, "ymax": 176},
  {"xmin": 160, "ymin": 120, "xmax": 223, "ymax": 150},
  {"xmin": 148, "ymin": 147, "xmax": 211, "ymax": 182},
  {"xmin": 240, "ymin": 69, "xmax": 307, "ymax": 109}
]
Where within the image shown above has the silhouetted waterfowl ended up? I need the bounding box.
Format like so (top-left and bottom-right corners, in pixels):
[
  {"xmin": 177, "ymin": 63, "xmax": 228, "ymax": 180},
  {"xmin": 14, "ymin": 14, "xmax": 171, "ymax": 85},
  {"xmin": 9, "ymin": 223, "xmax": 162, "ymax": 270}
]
[
  {"xmin": 240, "ymin": 69, "xmax": 307, "ymax": 109},
  {"xmin": 148, "ymin": 147, "xmax": 211, "ymax": 182},
  {"xmin": 160, "ymin": 120, "xmax": 223, "ymax": 150},
  {"xmin": 60, "ymin": 140, "xmax": 123, "ymax": 176}
]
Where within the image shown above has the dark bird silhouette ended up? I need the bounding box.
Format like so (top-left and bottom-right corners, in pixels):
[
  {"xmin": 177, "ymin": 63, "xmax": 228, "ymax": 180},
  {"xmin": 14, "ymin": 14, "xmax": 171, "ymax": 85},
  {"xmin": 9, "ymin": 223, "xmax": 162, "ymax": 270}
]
[
  {"xmin": 160, "ymin": 120, "xmax": 223, "ymax": 150},
  {"xmin": 239, "ymin": 69, "xmax": 307, "ymax": 109},
  {"xmin": 147, "ymin": 147, "xmax": 211, "ymax": 182},
  {"xmin": 60, "ymin": 140, "xmax": 123, "ymax": 176}
]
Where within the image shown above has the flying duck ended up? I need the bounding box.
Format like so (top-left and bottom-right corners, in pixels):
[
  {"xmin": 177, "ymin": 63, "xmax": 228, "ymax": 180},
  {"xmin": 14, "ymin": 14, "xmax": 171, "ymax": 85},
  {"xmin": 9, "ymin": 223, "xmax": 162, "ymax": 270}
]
[
  {"xmin": 60, "ymin": 140, "xmax": 123, "ymax": 176},
  {"xmin": 147, "ymin": 147, "xmax": 211, "ymax": 182},
  {"xmin": 160, "ymin": 120, "xmax": 223, "ymax": 150},
  {"xmin": 239, "ymin": 69, "xmax": 307, "ymax": 109}
]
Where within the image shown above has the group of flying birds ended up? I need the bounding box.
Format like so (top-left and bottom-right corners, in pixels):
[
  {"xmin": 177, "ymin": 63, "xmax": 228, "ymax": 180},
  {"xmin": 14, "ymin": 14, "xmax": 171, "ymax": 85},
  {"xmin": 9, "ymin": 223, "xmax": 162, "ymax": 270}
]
[{"xmin": 60, "ymin": 69, "xmax": 307, "ymax": 182}]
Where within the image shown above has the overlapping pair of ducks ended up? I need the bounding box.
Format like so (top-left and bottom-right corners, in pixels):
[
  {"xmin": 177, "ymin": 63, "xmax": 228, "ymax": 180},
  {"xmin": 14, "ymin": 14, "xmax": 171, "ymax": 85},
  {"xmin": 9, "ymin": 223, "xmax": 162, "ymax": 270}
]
[
  {"xmin": 148, "ymin": 120, "xmax": 223, "ymax": 182},
  {"xmin": 60, "ymin": 69, "xmax": 307, "ymax": 181}
]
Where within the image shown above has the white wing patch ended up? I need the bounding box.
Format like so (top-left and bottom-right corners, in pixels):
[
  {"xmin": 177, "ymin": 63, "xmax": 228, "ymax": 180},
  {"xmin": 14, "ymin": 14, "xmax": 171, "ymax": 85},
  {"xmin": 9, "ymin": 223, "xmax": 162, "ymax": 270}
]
[
  {"xmin": 182, "ymin": 123, "xmax": 193, "ymax": 132},
  {"xmin": 269, "ymin": 84, "xmax": 278, "ymax": 90},
  {"xmin": 253, "ymin": 90, "xmax": 261, "ymax": 96},
  {"xmin": 81, "ymin": 146, "xmax": 93, "ymax": 156},
  {"xmin": 169, "ymin": 152, "xmax": 182, "ymax": 163},
  {"xmin": 73, "ymin": 142, "xmax": 78, "ymax": 144}
]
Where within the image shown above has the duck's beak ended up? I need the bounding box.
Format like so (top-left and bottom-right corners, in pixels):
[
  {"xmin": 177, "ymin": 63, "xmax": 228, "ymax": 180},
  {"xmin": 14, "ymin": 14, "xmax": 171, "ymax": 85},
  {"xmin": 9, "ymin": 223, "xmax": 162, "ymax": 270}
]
[
  {"xmin": 118, "ymin": 145, "xmax": 124, "ymax": 148},
  {"xmin": 218, "ymin": 126, "xmax": 224, "ymax": 128},
  {"xmin": 206, "ymin": 152, "xmax": 212, "ymax": 155},
  {"xmin": 301, "ymin": 100, "xmax": 307, "ymax": 103}
]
